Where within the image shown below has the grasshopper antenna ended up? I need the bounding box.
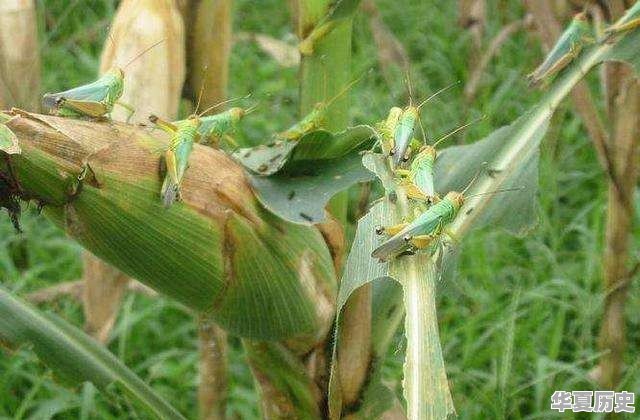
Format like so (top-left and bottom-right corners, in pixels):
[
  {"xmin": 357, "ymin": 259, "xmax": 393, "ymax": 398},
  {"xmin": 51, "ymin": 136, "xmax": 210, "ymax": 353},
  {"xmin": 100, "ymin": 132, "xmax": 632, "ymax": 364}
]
[
  {"xmin": 324, "ymin": 68, "xmax": 371, "ymax": 109},
  {"xmin": 465, "ymin": 186, "xmax": 526, "ymax": 199},
  {"xmin": 405, "ymin": 70, "xmax": 415, "ymax": 106},
  {"xmin": 194, "ymin": 74, "xmax": 207, "ymax": 116},
  {"xmin": 418, "ymin": 113, "xmax": 429, "ymax": 144},
  {"xmin": 461, "ymin": 162, "xmax": 488, "ymax": 195},
  {"xmin": 197, "ymin": 94, "xmax": 252, "ymax": 117},
  {"xmin": 244, "ymin": 102, "xmax": 260, "ymax": 115},
  {"xmin": 122, "ymin": 39, "xmax": 165, "ymax": 70},
  {"xmin": 417, "ymin": 80, "xmax": 460, "ymax": 110},
  {"xmin": 432, "ymin": 115, "xmax": 485, "ymax": 148}
]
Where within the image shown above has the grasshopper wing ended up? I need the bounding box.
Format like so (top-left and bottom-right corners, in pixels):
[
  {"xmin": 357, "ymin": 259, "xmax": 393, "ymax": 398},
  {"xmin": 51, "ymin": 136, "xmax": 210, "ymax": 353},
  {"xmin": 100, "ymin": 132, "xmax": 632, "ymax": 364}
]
[
  {"xmin": 371, "ymin": 210, "xmax": 442, "ymax": 261},
  {"xmin": 59, "ymin": 99, "xmax": 110, "ymax": 118}
]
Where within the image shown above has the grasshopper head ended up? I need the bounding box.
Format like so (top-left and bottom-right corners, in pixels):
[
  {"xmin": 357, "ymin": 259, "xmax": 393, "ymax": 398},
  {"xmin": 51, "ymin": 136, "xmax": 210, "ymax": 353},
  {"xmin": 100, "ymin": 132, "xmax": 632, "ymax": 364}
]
[
  {"xmin": 110, "ymin": 67, "xmax": 125, "ymax": 79},
  {"xmin": 42, "ymin": 93, "xmax": 63, "ymax": 111},
  {"xmin": 229, "ymin": 107, "xmax": 245, "ymax": 122},
  {"xmin": 187, "ymin": 114, "xmax": 202, "ymax": 128},
  {"xmin": 402, "ymin": 106, "xmax": 420, "ymax": 122},
  {"xmin": 573, "ymin": 11, "xmax": 587, "ymax": 22},
  {"xmin": 418, "ymin": 145, "xmax": 437, "ymax": 159},
  {"xmin": 444, "ymin": 191, "xmax": 465, "ymax": 210}
]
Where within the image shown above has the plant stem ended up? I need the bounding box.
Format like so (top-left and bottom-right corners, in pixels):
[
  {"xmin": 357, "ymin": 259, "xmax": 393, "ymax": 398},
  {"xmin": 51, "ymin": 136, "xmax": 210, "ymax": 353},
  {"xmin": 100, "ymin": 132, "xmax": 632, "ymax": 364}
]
[
  {"xmin": 298, "ymin": 0, "xmax": 372, "ymax": 414},
  {"xmin": 392, "ymin": 160, "xmax": 454, "ymax": 420},
  {"xmin": 597, "ymin": 16, "xmax": 640, "ymax": 386},
  {"xmin": 185, "ymin": 0, "xmax": 233, "ymax": 110},
  {"xmin": 183, "ymin": 2, "xmax": 234, "ymax": 417},
  {"xmin": 198, "ymin": 317, "xmax": 228, "ymax": 420},
  {"xmin": 299, "ymin": 0, "xmax": 355, "ymax": 224},
  {"xmin": 0, "ymin": 0, "xmax": 40, "ymax": 111}
]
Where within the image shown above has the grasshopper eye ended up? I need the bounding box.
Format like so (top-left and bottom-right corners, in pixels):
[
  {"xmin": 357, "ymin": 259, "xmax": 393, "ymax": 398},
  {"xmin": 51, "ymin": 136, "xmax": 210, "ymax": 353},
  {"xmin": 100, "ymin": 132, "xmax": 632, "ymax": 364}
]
[
  {"xmin": 402, "ymin": 153, "xmax": 410, "ymax": 162},
  {"xmin": 375, "ymin": 225, "xmax": 385, "ymax": 235},
  {"xmin": 403, "ymin": 235, "xmax": 412, "ymax": 243},
  {"xmin": 389, "ymin": 147, "xmax": 396, "ymax": 156}
]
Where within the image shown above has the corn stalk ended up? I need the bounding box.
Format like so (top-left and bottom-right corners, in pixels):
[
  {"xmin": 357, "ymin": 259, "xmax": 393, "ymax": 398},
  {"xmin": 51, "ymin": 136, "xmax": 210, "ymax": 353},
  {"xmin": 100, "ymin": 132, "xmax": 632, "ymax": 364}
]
[
  {"xmin": 595, "ymin": 0, "xmax": 640, "ymax": 391},
  {"xmin": 300, "ymin": 0, "xmax": 373, "ymax": 415},
  {"xmin": 0, "ymin": 0, "xmax": 40, "ymax": 111},
  {"xmin": 185, "ymin": 0, "xmax": 233, "ymax": 110}
]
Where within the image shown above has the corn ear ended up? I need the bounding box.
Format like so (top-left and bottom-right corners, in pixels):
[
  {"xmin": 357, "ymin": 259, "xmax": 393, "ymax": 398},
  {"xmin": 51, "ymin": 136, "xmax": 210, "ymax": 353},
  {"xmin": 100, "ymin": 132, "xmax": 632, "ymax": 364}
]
[{"xmin": 2, "ymin": 112, "xmax": 337, "ymax": 343}]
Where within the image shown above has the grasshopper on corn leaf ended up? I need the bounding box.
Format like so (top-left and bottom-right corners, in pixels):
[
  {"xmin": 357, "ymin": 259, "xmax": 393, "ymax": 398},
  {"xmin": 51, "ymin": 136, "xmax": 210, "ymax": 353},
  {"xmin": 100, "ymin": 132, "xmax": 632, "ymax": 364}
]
[
  {"xmin": 42, "ymin": 40, "xmax": 163, "ymax": 120},
  {"xmin": 278, "ymin": 73, "xmax": 365, "ymax": 141},
  {"xmin": 527, "ymin": 12, "xmax": 594, "ymax": 86},
  {"xmin": 174, "ymin": 104, "xmax": 255, "ymax": 149},
  {"xmin": 394, "ymin": 118, "xmax": 483, "ymax": 205},
  {"xmin": 389, "ymin": 80, "xmax": 459, "ymax": 168},
  {"xmin": 372, "ymin": 190, "xmax": 466, "ymax": 262},
  {"xmin": 372, "ymin": 168, "xmax": 523, "ymax": 262}
]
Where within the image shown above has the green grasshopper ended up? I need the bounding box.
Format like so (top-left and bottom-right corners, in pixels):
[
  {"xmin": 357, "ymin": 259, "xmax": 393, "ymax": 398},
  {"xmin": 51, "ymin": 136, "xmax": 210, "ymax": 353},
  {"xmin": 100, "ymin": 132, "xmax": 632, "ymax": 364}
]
[
  {"xmin": 149, "ymin": 95, "xmax": 251, "ymax": 206},
  {"xmin": 390, "ymin": 80, "xmax": 459, "ymax": 168},
  {"xmin": 527, "ymin": 12, "xmax": 594, "ymax": 86},
  {"xmin": 278, "ymin": 74, "xmax": 364, "ymax": 141},
  {"xmin": 395, "ymin": 118, "xmax": 482, "ymax": 204},
  {"xmin": 0, "ymin": 114, "xmax": 20, "ymax": 155},
  {"xmin": 372, "ymin": 190, "xmax": 466, "ymax": 262},
  {"xmin": 149, "ymin": 115, "xmax": 201, "ymax": 208},
  {"xmin": 42, "ymin": 40, "xmax": 163, "ymax": 120},
  {"xmin": 372, "ymin": 174, "xmax": 523, "ymax": 262},
  {"xmin": 376, "ymin": 106, "xmax": 402, "ymax": 156},
  {"xmin": 174, "ymin": 103, "xmax": 255, "ymax": 148},
  {"xmin": 604, "ymin": 1, "xmax": 640, "ymax": 39}
]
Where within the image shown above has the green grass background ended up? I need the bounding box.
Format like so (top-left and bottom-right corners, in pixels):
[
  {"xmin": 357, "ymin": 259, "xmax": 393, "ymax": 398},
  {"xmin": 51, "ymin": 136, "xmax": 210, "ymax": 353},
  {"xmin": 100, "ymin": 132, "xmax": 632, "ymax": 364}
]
[{"xmin": 1, "ymin": 0, "xmax": 639, "ymax": 418}]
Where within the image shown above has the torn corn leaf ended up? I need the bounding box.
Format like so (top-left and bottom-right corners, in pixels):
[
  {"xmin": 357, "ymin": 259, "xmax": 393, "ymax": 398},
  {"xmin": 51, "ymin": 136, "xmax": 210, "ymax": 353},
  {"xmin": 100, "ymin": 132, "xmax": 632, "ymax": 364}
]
[
  {"xmin": 434, "ymin": 111, "xmax": 544, "ymax": 236},
  {"xmin": 327, "ymin": 203, "xmax": 454, "ymax": 419},
  {"xmin": 0, "ymin": 287, "xmax": 186, "ymax": 420},
  {"xmin": 232, "ymin": 125, "xmax": 376, "ymax": 175},
  {"xmin": 249, "ymin": 153, "xmax": 374, "ymax": 224},
  {"xmin": 234, "ymin": 126, "xmax": 376, "ymax": 224}
]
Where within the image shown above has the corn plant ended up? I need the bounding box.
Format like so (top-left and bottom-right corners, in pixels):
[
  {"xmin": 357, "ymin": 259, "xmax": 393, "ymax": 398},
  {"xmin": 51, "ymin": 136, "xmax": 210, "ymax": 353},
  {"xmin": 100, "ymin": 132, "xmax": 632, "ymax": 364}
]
[{"xmin": 0, "ymin": 1, "xmax": 640, "ymax": 419}]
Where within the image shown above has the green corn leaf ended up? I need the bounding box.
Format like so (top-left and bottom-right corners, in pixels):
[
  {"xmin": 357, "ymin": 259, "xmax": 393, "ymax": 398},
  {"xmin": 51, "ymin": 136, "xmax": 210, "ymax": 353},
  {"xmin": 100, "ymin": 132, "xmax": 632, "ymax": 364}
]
[
  {"xmin": 234, "ymin": 126, "xmax": 376, "ymax": 224},
  {"xmin": 249, "ymin": 153, "xmax": 374, "ymax": 224},
  {"xmin": 232, "ymin": 125, "xmax": 376, "ymax": 175},
  {"xmin": 0, "ymin": 123, "xmax": 20, "ymax": 155},
  {"xmin": 0, "ymin": 286, "xmax": 186, "ymax": 420},
  {"xmin": 434, "ymin": 111, "xmax": 544, "ymax": 235}
]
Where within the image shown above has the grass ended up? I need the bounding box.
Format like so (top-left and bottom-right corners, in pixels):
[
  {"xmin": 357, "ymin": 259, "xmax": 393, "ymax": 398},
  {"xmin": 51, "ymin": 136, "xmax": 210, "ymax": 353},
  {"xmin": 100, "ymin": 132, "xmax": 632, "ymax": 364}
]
[{"xmin": 1, "ymin": 0, "xmax": 639, "ymax": 418}]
